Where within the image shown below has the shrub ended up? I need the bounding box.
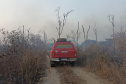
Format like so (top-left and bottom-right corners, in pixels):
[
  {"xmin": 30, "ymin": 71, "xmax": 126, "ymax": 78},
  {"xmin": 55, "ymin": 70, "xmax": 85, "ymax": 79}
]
[
  {"xmin": 77, "ymin": 44, "xmax": 126, "ymax": 84},
  {"xmin": 0, "ymin": 28, "xmax": 47, "ymax": 84}
]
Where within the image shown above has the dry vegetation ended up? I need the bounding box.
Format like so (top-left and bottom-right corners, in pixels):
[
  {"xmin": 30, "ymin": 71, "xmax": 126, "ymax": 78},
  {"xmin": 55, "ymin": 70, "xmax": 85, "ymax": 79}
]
[
  {"xmin": 77, "ymin": 30, "xmax": 126, "ymax": 84},
  {"xmin": 0, "ymin": 28, "xmax": 47, "ymax": 84},
  {"xmin": 57, "ymin": 66, "xmax": 85, "ymax": 84}
]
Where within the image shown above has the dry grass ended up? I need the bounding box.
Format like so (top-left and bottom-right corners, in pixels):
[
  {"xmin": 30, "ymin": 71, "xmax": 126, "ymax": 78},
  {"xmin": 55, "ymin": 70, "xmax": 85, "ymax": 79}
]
[
  {"xmin": 0, "ymin": 48, "xmax": 47, "ymax": 84},
  {"xmin": 0, "ymin": 29, "xmax": 47, "ymax": 84},
  {"xmin": 57, "ymin": 66, "xmax": 85, "ymax": 84},
  {"xmin": 77, "ymin": 44, "xmax": 126, "ymax": 84}
]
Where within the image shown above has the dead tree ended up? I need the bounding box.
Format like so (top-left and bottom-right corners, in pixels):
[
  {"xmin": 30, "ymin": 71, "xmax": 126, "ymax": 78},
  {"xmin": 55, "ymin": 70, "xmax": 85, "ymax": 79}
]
[
  {"xmin": 82, "ymin": 25, "xmax": 85, "ymax": 51},
  {"xmin": 66, "ymin": 30, "xmax": 80, "ymax": 46},
  {"xmin": 71, "ymin": 30, "xmax": 78, "ymax": 45},
  {"xmin": 109, "ymin": 15, "xmax": 115, "ymax": 53},
  {"xmin": 115, "ymin": 25, "xmax": 125, "ymax": 57},
  {"xmin": 120, "ymin": 26, "xmax": 124, "ymax": 56},
  {"xmin": 52, "ymin": 38, "xmax": 56, "ymax": 43},
  {"xmin": 22, "ymin": 25, "xmax": 25, "ymax": 51},
  {"xmin": 77, "ymin": 22, "xmax": 79, "ymax": 49},
  {"xmin": 56, "ymin": 7, "xmax": 73, "ymax": 38},
  {"xmin": 27, "ymin": 28, "xmax": 31, "ymax": 43},
  {"xmin": 39, "ymin": 27, "xmax": 47, "ymax": 44},
  {"xmin": 66, "ymin": 34, "xmax": 71, "ymax": 41},
  {"xmin": 86, "ymin": 25, "xmax": 90, "ymax": 40},
  {"xmin": 93, "ymin": 24, "xmax": 97, "ymax": 42},
  {"xmin": 82, "ymin": 25, "xmax": 85, "ymax": 43},
  {"xmin": 82, "ymin": 25, "xmax": 90, "ymax": 50},
  {"xmin": 85, "ymin": 25, "xmax": 90, "ymax": 50},
  {"xmin": 94, "ymin": 29, "xmax": 97, "ymax": 42},
  {"xmin": 23, "ymin": 25, "xmax": 24, "ymax": 41}
]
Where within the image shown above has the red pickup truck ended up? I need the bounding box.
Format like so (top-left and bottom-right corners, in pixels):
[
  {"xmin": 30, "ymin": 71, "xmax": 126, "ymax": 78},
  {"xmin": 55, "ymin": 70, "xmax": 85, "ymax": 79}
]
[{"xmin": 50, "ymin": 38, "xmax": 77, "ymax": 67}]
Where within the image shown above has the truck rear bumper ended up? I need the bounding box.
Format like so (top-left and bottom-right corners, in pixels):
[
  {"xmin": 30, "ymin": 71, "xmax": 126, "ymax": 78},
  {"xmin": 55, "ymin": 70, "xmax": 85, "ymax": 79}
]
[{"xmin": 51, "ymin": 58, "xmax": 77, "ymax": 62}]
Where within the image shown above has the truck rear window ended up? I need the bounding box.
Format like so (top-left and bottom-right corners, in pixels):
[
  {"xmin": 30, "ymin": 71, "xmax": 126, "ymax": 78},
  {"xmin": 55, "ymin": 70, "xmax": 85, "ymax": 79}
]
[{"xmin": 56, "ymin": 44, "xmax": 72, "ymax": 48}]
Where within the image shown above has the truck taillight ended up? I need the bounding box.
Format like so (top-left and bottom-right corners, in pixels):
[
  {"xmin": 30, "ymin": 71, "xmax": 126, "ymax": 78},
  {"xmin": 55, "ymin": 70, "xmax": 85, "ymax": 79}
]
[{"xmin": 51, "ymin": 51, "xmax": 55, "ymax": 56}]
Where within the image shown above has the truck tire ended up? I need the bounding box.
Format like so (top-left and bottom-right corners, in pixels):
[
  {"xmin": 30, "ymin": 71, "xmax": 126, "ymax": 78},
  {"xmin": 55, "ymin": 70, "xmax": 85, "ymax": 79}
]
[
  {"xmin": 51, "ymin": 64, "xmax": 54, "ymax": 67},
  {"xmin": 57, "ymin": 38, "xmax": 67, "ymax": 42},
  {"xmin": 50, "ymin": 61, "xmax": 55, "ymax": 67},
  {"xmin": 71, "ymin": 62, "xmax": 75, "ymax": 66}
]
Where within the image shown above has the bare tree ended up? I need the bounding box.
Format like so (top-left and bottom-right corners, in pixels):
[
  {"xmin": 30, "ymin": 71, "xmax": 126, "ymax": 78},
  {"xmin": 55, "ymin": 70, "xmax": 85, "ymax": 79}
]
[
  {"xmin": 66, "ymin": 30, "xmax": 81, "ymax": 46},
  {"xmin": 56, "ymin": 7, "xmax": 73, "ymax": 38},
  {"xmin": 39, "ymin": 27, "xmax": 47, "ymax": 44},
  {"xmin": 82, "ymin": 25, "xmax": 85, "ymax": 43},
  {"xmin": 109, "ymin": 15, "xmax": 115, "ymax": 52},
  {"xmin": 86, "ymin": 25, "xmax": 90, "ymax": 40},
  {"xmin": 27, "ymin": 28, "xmax": 31, "ymax": 42},
  {"xmin": 23, "ymin": 25, "xmax": 24, "ymax": 41},
  {"xmin": 85, "ymin": 25, "xmax": 90, "ymax": 50},
  {"xmin": 115, "ymin": 25, "xmax": 126, "ymax": 56},
  {"xmin": 82, "ymin": 25, "xmax": 90, "ymax": 50},
  {"xmin": 52, "ymin": 38, "xmax": 56, "ymax": 43},
  {"xmin": 93, "ymin": 23, "xmax": 97, "ymax": 42},
  {"xmin": 77, "ymin": 22, "xmax": 79, "ymax": 49},
  {"xmin": 94, "ymin": 29, "xmax": 97, "ymax": 42},
  {"xmin": 71, "ymin": 30, "xmax": 77, "ymax": 45},
  {"xmin": 66, "ymin": 34, "xmax": 71, "ymax": 41}
]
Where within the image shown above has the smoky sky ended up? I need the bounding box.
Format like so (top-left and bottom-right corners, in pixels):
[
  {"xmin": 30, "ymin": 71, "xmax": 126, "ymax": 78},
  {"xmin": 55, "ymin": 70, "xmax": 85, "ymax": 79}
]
[{"xmin": 0, "ymin": 0, "xmax": 126, "ymax": 43}]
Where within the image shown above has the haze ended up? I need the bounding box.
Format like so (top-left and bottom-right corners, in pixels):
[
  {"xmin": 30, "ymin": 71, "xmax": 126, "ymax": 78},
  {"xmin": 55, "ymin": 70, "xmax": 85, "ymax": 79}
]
[{"xmin": 0, "ymin": 0, "xmax": 126, "ymax": 43}]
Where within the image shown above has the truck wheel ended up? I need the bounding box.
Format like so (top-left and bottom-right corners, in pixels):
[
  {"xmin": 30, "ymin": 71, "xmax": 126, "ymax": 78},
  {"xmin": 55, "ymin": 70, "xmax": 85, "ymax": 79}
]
[
  {"xmin": 71, "ymin": 62, "xmax": 75, "ymax": 66},
  {"xmin": 50, "ymin": 61, "xmax": 55, "ymax": 67},
  {"xmin": 51, "ymin": 64, "xmax": 54, "ymax": 67}
]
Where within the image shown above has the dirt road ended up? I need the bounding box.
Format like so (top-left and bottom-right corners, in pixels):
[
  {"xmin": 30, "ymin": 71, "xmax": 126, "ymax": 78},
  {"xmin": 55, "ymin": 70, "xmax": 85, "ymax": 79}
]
[
  {"xmin": 41, "ymin": 56, "xmax": 61, "ymax": 84},
  {"xmin": 42, "ymin": 67, "xmax": 60, "ymax": 84},
  {"xmin": 41, "ymin": 56, "xmax": 112, "ymax": 84},
  {"xmin": 72, "ymin": 67, "xmax": 112, "ymax": 84}
]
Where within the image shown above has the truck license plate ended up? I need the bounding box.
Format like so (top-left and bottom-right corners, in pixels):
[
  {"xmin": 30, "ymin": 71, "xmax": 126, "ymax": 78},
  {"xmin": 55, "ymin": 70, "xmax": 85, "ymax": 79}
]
[
  {"xmin": 61, "ymin": 51, "xmax": 68, "ymax": 53},
  {"xmin": 61, "ymin": 58, "xmax": 67, "ymax": 61}
]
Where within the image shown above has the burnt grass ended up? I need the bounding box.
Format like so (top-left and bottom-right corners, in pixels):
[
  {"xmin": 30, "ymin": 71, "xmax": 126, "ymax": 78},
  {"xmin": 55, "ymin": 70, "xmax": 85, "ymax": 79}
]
[
  {"xmin": 0, "ymin": 29, "xmax": 47, "ymax": 84},
  {"xmin": 57, "ymin": 66, "xmax": 85, "ymax": 84}
]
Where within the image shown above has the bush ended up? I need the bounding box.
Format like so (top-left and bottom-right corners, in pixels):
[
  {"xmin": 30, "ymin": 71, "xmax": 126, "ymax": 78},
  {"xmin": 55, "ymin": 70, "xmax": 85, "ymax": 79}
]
[
  {"xmin": 0, "ymin": 28, "xmax": 47, "ymax": 84},
  {"xmin": 77, "ymin": 44, "xmax": 126, "ymax": 84}
]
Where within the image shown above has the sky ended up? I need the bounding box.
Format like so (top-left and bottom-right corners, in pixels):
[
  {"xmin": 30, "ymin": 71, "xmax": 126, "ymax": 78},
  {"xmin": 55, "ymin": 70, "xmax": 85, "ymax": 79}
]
[{"xmin": 0, "ymin": 0, "xmax": 126, "ymax": 43}]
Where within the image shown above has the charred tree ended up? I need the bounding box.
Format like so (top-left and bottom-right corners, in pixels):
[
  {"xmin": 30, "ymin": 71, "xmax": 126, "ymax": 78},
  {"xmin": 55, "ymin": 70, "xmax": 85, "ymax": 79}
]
[{"xmin": 56, "ymin": 7, "xmax": 73, "ymax": 38}]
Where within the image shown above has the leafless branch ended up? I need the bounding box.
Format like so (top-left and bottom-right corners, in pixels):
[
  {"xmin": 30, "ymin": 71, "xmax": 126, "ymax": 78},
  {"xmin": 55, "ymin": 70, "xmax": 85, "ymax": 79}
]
[
  {"xmin": 93, "ymin": 23, "xmax": 97, "ymax": 42},
  {"xmin": 56, "ymin": 27, "xmax": 59, "ymax": 33},
  {"xmin": 120, "ymin": 25, "xmax": 124, "ymax": 32},
  {"xmin": 108, "ymin": 15, "xmax": 115, "ymax": 53},
  {"xmin": 82, "ymin": 25, "xmax": 85, "ymax": 41},
  {"xmin": 27, "ymin": 28, "xmax": 31, "ymax": 40},
  {"xmin": 56, "ymin": 7, "xmax": 73, "ymax": 38},
  {"xmin": 124, "ymin": 30, "xmax": 126, "ymax": 34},
  {"xmin": 86, "ymin": 25, "xmax": 90, "ymax": 40},
  {"xmin": 77, "ymin": 22, "xmax": 79, "ymax": 49},
  {"xmin": 60, "ymin": 10, "xmax": 73, "ymax": 35},
  {"xmin": 52, "ymin": 38, "xmax": 55, "ymax": 43},
  {"xmin": 109, "ymin": 15, "xmax": 115, "ymax": 27},
  {"xmin": 93, "ymin": 29, "xmax": 97, "ymax": 42}
]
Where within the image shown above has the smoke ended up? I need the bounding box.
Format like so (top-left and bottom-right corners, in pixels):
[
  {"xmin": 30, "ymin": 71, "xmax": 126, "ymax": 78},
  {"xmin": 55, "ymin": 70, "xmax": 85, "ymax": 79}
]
[{"xmin": 0, "ymin": 0, "xmax": 126, "ymax": 44}]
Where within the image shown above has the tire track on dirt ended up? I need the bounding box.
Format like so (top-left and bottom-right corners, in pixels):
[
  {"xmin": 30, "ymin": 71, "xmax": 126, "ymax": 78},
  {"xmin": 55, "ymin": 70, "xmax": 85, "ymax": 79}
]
[
  {"xmin": 57, "ymin": 66, "xmax": 85, "ymax": 84},
  {"xmin": 42, "ymin": 67, "xmax": 60, "ymax": 84},
  {"xmin": 72, "ymin": 67, "xmax": 112, "ymax": 84},
  {"xmin": 40, "ymin": 56, "xmax": 61, "ymax": 84},
  {"xmin": 41, "ymin": 55, "xmax": 112, "ymax": 84},
  {"xmin": 41, "ymin": 55, "xmax": 84, "ymax": 84}
]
